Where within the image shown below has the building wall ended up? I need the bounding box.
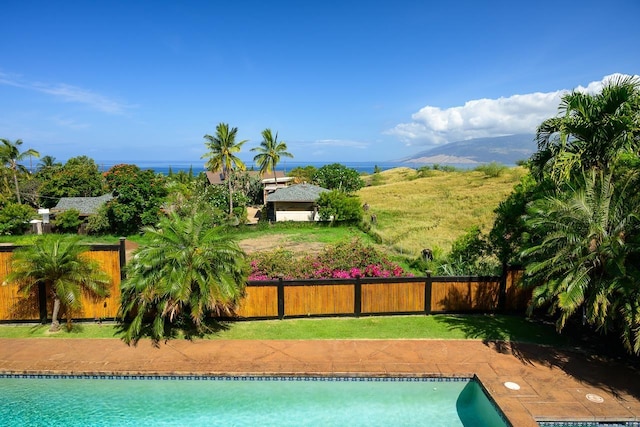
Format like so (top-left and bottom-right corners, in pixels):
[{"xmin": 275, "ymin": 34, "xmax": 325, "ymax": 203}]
[{"xmin": 273, "ymin": 202, "xmax": 319, "ymax": 222}]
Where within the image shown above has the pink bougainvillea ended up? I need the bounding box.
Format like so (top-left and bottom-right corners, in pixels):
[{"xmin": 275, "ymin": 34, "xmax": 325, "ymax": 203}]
[{"xmin": 247, "ymin": 240, "xmax": 411, "ymax": 281}]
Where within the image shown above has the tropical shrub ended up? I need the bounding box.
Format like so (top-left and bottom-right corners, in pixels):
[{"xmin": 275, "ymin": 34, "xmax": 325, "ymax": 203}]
[
  {"xmin": 316, "ymin": 190, "xmax": 363, "ymax": 223},
  {"xmin": 119, "ymin": 213, "xmax": 248, "ymax": 344},
  {"xmin": 248, "ymin": 239, "xmax": 412, "ymax": 280},
  {"xmin": 53, "ymin": 209, "xmax": 82, "ymax": 233},
  {"xmin": 289, "ymin": 165, "xmax": 317, "ymax": 184},
  {"xmin": 104, "ymin": 164, "xmax": 167, "ymax": 235},
  {"xmin": 85, "ymin": 206, "xmax": 111, "ymax": 235},
  {"xmin": 433, "ymin": 227, "xmax": 501, "ymax": 276},
  {"xmin": 313, "ymin": 163, "xmax": 364, "ymax": 193},
  {"xmin": 474, "ymin": 162, "xmax": 508, "ymax": 178},
  {"xmin": 0, "ymin": 201, "xmax": 34, "ymax": 235}
]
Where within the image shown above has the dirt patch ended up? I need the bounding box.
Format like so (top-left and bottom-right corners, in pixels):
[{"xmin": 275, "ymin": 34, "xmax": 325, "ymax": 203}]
[
  {"xmin": 238, "ymin": 234, "xmax": 326, "ymax": 255},
  {"xmin": 122, "ymin": 234, "xmax": 325, "ymax": 261},
  {"xmin": 124, "ymin": 240, "xmax": 139, "ymax": 261}
]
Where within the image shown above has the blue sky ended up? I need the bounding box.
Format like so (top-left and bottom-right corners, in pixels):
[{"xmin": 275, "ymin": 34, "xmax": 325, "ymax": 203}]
[{"xmin": 1, "ymin": 0, "xmax": 639, "ymax": 165}]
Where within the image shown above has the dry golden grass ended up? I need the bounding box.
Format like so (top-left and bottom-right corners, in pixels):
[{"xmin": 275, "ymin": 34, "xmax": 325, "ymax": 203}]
[{"xmin": 358, "ymin": 167, "xmax": 526, "ymax": 255}]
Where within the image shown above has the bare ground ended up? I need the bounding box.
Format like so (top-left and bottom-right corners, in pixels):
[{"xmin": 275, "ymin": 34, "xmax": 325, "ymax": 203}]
[
  {"xmin": 124, "ymin": 234, "xmax": 325, "ymax": 262},
  {"xmin": 238, "ymin": 234, "xmax": 326, "ymax": 254}
]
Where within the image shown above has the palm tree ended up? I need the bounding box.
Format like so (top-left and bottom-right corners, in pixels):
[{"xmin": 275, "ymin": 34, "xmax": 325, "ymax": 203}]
[
  {"xmin": 0, "ymin": 138, "xmax": 40, "ymax": 204},
  {"xmin": 251, "ymin": 128, "xmax": 293, "ymax": 190},
  {"xmin": 6, "ymin": 236, "xmax": 111, "ymax": 331},
  {"xmin": 521, "ymin": 171, "xmax": 640, "ymax": 353},
  {"xmin": 37, "ymin": 155, "xmax": 61, "ymax": 171},
  {"xmin": 118, "ymin": 213, "xmax": 248, "ymax": 344},
  {"xmin": 201, "ymin": 123, "xmax": 247, "ymax": 215},
  {"xmin": 530, "ymin": 75, "xmax": 640, "ymax": 183}
]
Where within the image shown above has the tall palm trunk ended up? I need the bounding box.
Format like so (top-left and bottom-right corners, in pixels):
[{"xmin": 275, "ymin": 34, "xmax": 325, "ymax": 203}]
[
  {"xmin": 227, "ymin": 170, "xmax": 234, "ymax": 215},
  {"xmin": 12, "ymin": 169, "xmax": 21, "ymax": 204},
  {"xmin": 50, "ymin": 296, "xmax": 61, "ymax": 332}
]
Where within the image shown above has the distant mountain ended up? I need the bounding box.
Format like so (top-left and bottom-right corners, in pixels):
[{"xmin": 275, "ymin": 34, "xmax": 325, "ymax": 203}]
[{"xmin": 399, "ymin": 134, "xmax": 537, "ymax": 166}]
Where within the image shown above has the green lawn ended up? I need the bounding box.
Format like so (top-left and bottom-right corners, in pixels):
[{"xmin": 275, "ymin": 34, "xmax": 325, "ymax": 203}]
[
  {"xmin": 0, "ymin": 315, "xmax": 567, "ymax": 346},
  {"xmin": 230, "ymin": 222, "xmax": 374, "ymax": 244}
]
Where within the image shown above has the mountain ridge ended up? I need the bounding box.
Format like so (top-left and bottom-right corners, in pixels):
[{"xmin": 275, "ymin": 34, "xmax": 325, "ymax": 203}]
[{"xmin": 399, "ymin": 134, "xmax": 537, "ymax": 165}]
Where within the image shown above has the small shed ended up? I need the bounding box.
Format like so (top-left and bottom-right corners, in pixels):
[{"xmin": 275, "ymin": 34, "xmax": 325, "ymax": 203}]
[{"xmin": 265, "ymin": 184, "xmax": 329, "ymax": 222}]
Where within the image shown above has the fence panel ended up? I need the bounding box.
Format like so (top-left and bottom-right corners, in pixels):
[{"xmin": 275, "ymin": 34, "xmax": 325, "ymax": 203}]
[
  {"xmin": 0, "ymin": 250, "xmax": 40, "ymax": 321},
  {"xmin": 235, "ymin": 284, "xmax": 279, "ymax": 318},
  {"xmin": 504, "ymin": 268, "xmax": 530, "ymax": 312},
  {"xmin": 361, "ymin": 281, "xmax": 425, "ymax": 314},
  {"xmin": 76, "ymin": 249, "xmax": 122, "ymax": 320},
  {"xmin": 284, "ymin": 283, "xmax": 354, "ymax": 316},
  {"xmin": 430, "ymin": 279, "xmax": 501, "ymax": 312}
]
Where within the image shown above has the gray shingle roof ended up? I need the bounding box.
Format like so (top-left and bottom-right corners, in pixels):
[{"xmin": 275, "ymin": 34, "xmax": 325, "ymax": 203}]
[
  {"xmin": 53, "ymin": 193, "xmax": 114, "ymax": 216},
  {"xmin": 266, "ymin": 184, "xmax": 329, "ymax": 202}
]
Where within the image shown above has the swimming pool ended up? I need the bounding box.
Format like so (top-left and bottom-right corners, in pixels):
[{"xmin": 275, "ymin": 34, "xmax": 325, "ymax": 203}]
[{"xmin": 0, "ymin": 375, "xmax": 508, "ymax": 426}]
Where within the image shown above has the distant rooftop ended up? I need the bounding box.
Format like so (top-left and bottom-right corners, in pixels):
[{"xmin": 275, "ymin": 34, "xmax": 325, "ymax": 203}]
[
  {"xmin": 52, "ymin": 193, "xmax": 114, "ymax": 216},
  {"xmin": 266, "ymin": 184, "xmax": 328, "ymax": 203}
]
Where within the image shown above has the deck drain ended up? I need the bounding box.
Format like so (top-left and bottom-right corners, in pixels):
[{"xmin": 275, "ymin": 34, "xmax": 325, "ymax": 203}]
[
  {"xmin": 503, "ymin": 381, "xmax": 521, "ymax": 390},
  {"xmin": 586, "ymin": 393, "xmax": 604, "ymax": 403}
]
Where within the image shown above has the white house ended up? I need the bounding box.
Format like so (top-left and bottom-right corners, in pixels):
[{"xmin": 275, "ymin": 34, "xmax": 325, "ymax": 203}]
[{"xmin": 265, "ymin": 184, "xmax": 329, "ymax": 222}]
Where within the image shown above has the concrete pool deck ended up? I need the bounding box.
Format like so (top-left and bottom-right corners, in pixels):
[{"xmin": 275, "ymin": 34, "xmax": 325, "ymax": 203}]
[{"xmin": 0, "ymin": 338, "xmax": 638, "ymax": 426}]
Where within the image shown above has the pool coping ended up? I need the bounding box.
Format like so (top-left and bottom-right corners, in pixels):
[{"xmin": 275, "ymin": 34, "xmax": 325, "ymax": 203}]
[{"xmin": 1, "ymin": 338, "xmax": 638, "ymax": 427}]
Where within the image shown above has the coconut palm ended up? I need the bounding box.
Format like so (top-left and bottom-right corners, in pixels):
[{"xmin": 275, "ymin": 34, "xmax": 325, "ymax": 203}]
[
  {"xmin": 201, "ymin": 123, "xmax": 247, "ymax": 215},
  {"xmin": 530, "ymin": 75, "xmax": 640, "ymax": 183},
  {"xmin": 118, "ymin": 213, "xmax": 248, "ymax": 344},
  {"xmin": 0, "ymin": 138, "xmax": 40, "ymax": 204},
  {"xmin": 5, "ymin": 236, "xmax": 111, "ymax": 331},
  {"xmin": 251, "ymin": 128, "xmax": 293, "ymax": 188},
  {"xmin": 521, "ymin": 171, "xmax": 640, "ymax": 353},
  {"xmin": 37, "ymin": 155, "xmax": 62, "ymax": 171}
]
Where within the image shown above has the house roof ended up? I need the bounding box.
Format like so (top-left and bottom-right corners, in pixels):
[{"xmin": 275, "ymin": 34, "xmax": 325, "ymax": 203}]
[
  {"xmin": 205, "ymin": 170, "xmax": 287, "ymax": 185},
  {"xmin": 205, "ymin": 171, "xmax": 226, "ymax": 185},
  {"xmin": 52, "ymin": 193, "xmax": 114, "ymax": 216},
  {"xmin": 266, "ymin": 184, "xmax": 329, "ymax": 203}
]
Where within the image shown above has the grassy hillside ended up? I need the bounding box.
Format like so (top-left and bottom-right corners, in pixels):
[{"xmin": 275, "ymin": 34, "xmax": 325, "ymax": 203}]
[{"xmin": 358, "ymin": 167, "xmax": 525, "ymax": 255}]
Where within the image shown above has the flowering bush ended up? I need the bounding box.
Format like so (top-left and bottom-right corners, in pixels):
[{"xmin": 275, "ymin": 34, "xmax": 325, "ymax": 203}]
[{"xmin": 248, "ymin": 239, "xmax": 412, "ymax": 280}]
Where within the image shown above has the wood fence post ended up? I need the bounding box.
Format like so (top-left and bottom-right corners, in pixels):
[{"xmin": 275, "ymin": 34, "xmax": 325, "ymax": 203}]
[
  {"xmin": 424, "ymin": 270, "xmax": 432, "ymax": 315},
  {"xmin": 354, "ymin": 276, "xmax": 362, "ymax": 317},
  {"xmin": 277, "ymin": 277, "xmax": 285, "ymax": 320},
  {"xmin": 119, "ymin": 237, "xmax": 126, "ymax": 281}
]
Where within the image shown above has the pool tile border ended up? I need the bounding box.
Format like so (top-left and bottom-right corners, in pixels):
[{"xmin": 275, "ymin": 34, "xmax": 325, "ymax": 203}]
[
  {"xmin": 0, "ymin": 372, "xmax": 473, "ymax": 381},
  {"xmin": 539, "ymin": 423, "xmax": 640, "ymax": 427}
]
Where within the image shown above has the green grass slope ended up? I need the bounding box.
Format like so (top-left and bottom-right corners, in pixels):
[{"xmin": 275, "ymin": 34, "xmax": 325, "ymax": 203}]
[{"xmin": 358, "ymin": 167, "xmax": 525, "ymax": 255}]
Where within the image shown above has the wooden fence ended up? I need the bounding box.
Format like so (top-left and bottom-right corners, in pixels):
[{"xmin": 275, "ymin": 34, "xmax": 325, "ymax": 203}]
[
  {"xmin": 233, "ymin": 268, "xmax": 529, "ymax": 319},
  {"xmin": 0, "ymin": 240, "xmax": 529, "ymax": 322},
  {"xmin": 0, "ymin": 241, "xmax": 124, "ymax": 323}
]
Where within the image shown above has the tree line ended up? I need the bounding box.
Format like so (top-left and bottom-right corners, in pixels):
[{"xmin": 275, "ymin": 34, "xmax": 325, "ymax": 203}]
[{"xmin": 0, "ymin": 123, "xmax": 365, "ymax": 234}]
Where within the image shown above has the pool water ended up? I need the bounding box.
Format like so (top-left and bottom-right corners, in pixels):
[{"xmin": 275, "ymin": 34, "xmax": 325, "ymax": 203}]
[{"xmin": 0, "ymin": 376, "xmax": 508, "ymax": 427}]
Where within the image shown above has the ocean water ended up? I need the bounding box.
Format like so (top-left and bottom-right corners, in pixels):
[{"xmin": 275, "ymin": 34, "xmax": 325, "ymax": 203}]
[{"xmin": 96, "ymin": 160, "xmax": 474, "ymax": 175}]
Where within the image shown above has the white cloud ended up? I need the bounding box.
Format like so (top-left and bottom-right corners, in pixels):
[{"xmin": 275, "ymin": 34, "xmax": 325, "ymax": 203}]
[
  {"xmin": 35, "ymin": 83, "xmax": 133, "ymax": 114},
  {"xmin": 49, "ymin": 116, "xmax": 91, "ymax": 130},
  {"xmin": 0, "ymin": 72, "xmax": 134, "ymax": 115},
  {"xmin": 386, "ymin": 74, "xmax": 635, "ymax": 147}
]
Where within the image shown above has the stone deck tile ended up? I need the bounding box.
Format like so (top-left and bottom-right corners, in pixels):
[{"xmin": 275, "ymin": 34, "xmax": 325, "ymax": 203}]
[{"xmin": 489, "ymin": 397, "xmax": 539, "ymax": 427}]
